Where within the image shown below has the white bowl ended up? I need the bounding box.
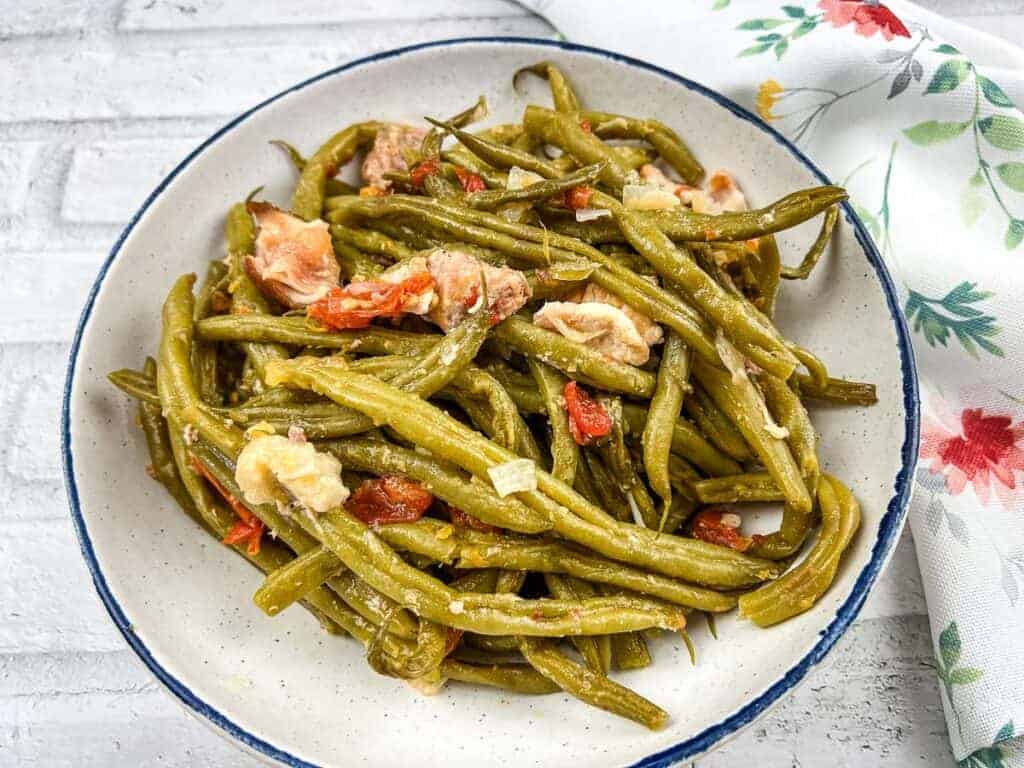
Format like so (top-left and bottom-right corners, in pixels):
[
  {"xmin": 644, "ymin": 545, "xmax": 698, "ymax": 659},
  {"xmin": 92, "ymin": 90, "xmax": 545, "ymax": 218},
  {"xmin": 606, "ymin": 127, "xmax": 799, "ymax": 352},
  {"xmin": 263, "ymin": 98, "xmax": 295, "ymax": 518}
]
[{"xmin": 61, "ymin": 38, "xmax": 919, "ymax": 768}]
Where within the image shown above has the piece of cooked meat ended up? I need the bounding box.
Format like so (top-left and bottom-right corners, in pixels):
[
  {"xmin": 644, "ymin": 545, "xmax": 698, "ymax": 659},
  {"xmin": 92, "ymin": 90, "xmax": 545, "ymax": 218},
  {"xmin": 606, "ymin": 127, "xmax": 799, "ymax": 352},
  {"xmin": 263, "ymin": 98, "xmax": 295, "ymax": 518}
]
[
  {"xmin": 566, "ymin": 283, "xmax": 664, "ymax": 348},
  {"xmin": 361, "ymin": 123, "xmax": 428, "ymax": 190},
  {"xmin": 425, "ymin": 248, "xmax": 531, "ymax": 331},
  {"xmin": 379, "ymin": 256, "xmax": 436, "ymax": 315},
  {"xmin": 638, "ymin": 163, "xmax": 748, "ymax": 214},
  {"xmin": 533, "ymin": 301, "xmax": 651, "ymax": 366},
  {"xmin": 244, "ymin": 202, "xmax": 339, "ymax": 308},
  {"xmin": 703, "ymin": 170, "xmax": 748, "ymax": 213}
]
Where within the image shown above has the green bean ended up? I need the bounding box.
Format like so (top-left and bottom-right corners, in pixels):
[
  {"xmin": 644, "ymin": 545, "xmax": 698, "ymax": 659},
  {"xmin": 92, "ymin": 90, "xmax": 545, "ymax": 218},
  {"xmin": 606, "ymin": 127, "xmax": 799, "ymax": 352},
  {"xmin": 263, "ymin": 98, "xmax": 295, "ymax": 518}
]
[
  {"xmin": 330, "ymin": 224, "xmax": 415, "ymax": 262},
  {"xmin": 514, "ymin": 61, "xmax": 582, "ymax": 114},
  {"xmin": 333, "ymin": 240, "xmax": 384, "ymax": 282},
  {"xmin": 781, "ymin": 204, "xmax": 839, "ymax": 280},
  {"xmin": 549, "ymin": 145, "xmax": 655, "ymax": 172},
  {"xmin": 270, "ymin": 139, "xmax": 358, "ymax": 197},
  {"xmin": 621, "ymin": 403, "xmax": 742, "ymax": 478},
  {"xmin": 266, "ymin": 359, "xmax": 782, "ymax": 588},
  {"xmin": 524, "ymin": 265, "xmax": 592, "ymax": 301},
  {"xmin": 137, "ymin": 359, "xmax": 205, "ymax": 525},
  {"xmin": 441, "ymin": 659, "xmax": 559, "ymax": 695},
  {"xmin": 420, "ymin": 95, "xmax": 488, "ymax": 159},
  {"xmin": 739, "ymin": 474, "xmax": 860, "ymax": 626},
  {"xmin": 493, "ymin": 315, "xmax": 656, "ymax": 398},
  {"xmin": 224, "ymin": 201, "xmax": 290, "ymax": 380},
  {"xmin": 455, "ymin": 531, "xmax": 737, "ymax": 612},
  {"xmin": 519, "ymin": 637, "xmax": 668, "ymax": 730},
  {"xmin": 291, "ymin": 122, "xmax": 380, "ymax": 220},
  {"xmin": 440, "ymin": 149, "xmax": 509, "ymax": 189},
  {"xmin": 109, "ymin": 368, "xmax": 161, "ymax": 406},
  {"xmin": 583, "ymin": 451, "xmax": 631, "ymax": 522},
  {"xmin": 691, "ymin": 355, "xmax": 812, "ymax": 515},
  {"xmin": 582, "ymin": 109, "xmax": 703, "ymax": 184},
  {"xmin": 157, "ymin": 275, "xmax": 242, "ymax": 457},
  {"xmin": 192, "ymin": 261, "xmax": 227, "ymax": 404},
  {"xmin": 795, "ymin": 374, "xmax": 878, "ymax": 406},
  {"xmin": 750, "ymin": 235, "xmax": 782, "ymax": 317},
  {"xmin": 682, "ymin": 384, "xmax": 753, "ymax": 463},
  {"xmin": 196, "ymin": 314, "xmax": 436, "ymax": 356},
  {"xmin": 313, "ymin": 505, "xmax": 688, "ymax": 636},
  {"xmin": 522, "ymin": 106, "xmax": 633, "ymax": 191},
  {"xmin": 372, "ymin": 220, "xmax": 444, "ymax": 251},
  {"xmin": 590, "ymin": 189, "xmax": 800, "ymax": 380},
  {"xmin": 459, "ymin": 159, "xmax": 605, "ymax": 211},
  {"xmin": 440, "ymin": 121, "xmax": 564, "ymax": 179},
  {"xmin": 543, "ymin": 574, "xmax": 608, "ymax": 673},
  {"xmin": 254, "ymin": 546, "xmax": 344, "ymax": 616},
  {"xmin": 642, "ymin": 332, "xmax": 691, "ymax": 501},
  {"xmin": 761, "ymin": 373, "xmax": 819, "ymax": 497},
  {"xmin": 527, "ymin": 360, "xmax": 578, "ymax": 485},
  {"xmin": 693, "ymin": 473, "xmax": 785, "ymax": 504},
  {"xmin": 323, "ymin": 437, "xmax": 550, "ymax": 534},
  {"xmin": 609, "ymin": 631, "xmax": 653, "ymax": 672},
  {"xmin": 659, "ymin": 491, "xmax": 697, "ymax": 536}
]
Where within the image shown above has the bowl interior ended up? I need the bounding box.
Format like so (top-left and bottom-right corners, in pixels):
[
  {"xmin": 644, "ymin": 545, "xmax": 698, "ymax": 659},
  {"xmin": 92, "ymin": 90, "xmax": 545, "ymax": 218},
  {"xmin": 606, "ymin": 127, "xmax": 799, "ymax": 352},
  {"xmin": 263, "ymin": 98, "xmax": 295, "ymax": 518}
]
[{"xmin": 65, "ymin": 39, "xmax": 915, "ymax": 768}]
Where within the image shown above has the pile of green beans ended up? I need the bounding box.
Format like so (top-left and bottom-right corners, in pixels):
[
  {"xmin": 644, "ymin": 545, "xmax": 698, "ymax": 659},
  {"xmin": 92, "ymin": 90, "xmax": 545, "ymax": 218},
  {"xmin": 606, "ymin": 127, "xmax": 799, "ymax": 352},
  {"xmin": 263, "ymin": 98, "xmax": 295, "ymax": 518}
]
[{"xmin": 108, "ymin": 62, "xmax": 874, "ymax": 732}]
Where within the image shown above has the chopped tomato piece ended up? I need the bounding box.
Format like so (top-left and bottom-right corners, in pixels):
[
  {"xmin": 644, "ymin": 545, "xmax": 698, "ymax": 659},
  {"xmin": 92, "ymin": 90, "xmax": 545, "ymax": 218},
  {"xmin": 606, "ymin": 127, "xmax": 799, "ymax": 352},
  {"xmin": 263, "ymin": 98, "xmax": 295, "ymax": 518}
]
[
  {"xmin": 346, "ymin": 475, "xmax": 434, "ymax": 526},
  {"xmin": 690, "ymin": 509, "xmax": 752, "ymax": 552},
  {"xmin": 308, "ymin": 273, "xmax": 434, "ymax": 330},
  {"xmin": 409, "ymin": 158, "xmax": 441, "ymax": 189},
  {"xmin": 579, "ymin": 118, "xmax": 592, "ymax": 133},
  {"xmin": 223, "ymin": 518, "xmax": 265, "ymax": 555},
  {"xmin": 563, "ymin": 381, "xmax": 613, "ymax": 446},
  {"xmin": 447, "ymin": 504, "xmax": 498, "ymax": 533},
  {"xmin": 189, "ymin": 455, "xmax": 264, "ymax": 554},
  {"xmin": 453, "ymin": 167, "xmax": 486, "ymax": 193},
  {"xmin": 550, "ymin": 185, "xmax": 595, "ymax": 211},
  {"xmin": 444, "ymin": 628, "xmax": 464, "ymax": 656}
]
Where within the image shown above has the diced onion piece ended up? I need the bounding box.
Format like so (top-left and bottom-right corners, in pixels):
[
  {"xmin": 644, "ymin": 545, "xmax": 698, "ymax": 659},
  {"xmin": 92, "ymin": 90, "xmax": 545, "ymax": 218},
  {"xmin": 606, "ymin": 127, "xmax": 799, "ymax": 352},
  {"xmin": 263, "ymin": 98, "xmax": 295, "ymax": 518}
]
[
  {"xmin": 759, "ymin": 399, "xmax": 790, "ymax": 439},
  {"xmin": 486, "ymin": 459, "xmax": 537, "ymax": 497},
  {"xmin": 714, "ymin": 329, "xmax": 749, "ymax": 385},
  {"xmin": 627, "ymin": 492, "xmax": 646, "ymax": 528},
  {"xmin": 235, "ymin": 434, "xmax": 349, "ymax": 514},
  {"xmin": 622, "ymin": 184, "xmax": 681, "ymax": 211},
  {"xmin": 575, "ymin": 207, "xmax": 612, "ymax": 222},
  {"xmin": 506, "ymin": 166, "xmax": 545, "ymax": 191}
]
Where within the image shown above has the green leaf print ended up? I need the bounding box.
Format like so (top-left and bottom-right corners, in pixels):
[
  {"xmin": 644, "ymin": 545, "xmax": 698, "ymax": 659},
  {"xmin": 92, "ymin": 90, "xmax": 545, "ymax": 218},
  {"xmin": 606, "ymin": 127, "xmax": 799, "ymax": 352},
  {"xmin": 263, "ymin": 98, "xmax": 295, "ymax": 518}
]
[
  {"xmin": 1005, "ymin": 219, "xmax": 1024, "ymax": 250},
  {"xmin": 935, "ymin": 621, "xmax": 985, "ymax": 743},
  {"xmin": 994, "ymin": 721, "xmax": 1015, "ymax": 744},
  {"xmin": 939, "ymin": 621, "xmax": 962, "ymax": 669},
  {"xmin": 926, "ymin": 59, "xmax": 972, "ymax": 94},
  {"xmin": 934, "ymin": 43, "xmax": 961, "ymax": 55},
  {"xmin": 712, "ymin": 0, "xmax": 731, "ymax": 9},
  {"xmin": 995, "ymin": 162, "xmax": 1024, "ymax": 192},
  {"xmin": 948, "ymin": 667, "xmax": 984, "ymax": 685},
  {"xmin": 780, "ymin": 5, "xmax": 805, "ymax": 17},
  {"xmin": 903, "ymin": 120, "xmax": 969, "ymax": 146},
  {"xmin": 904, "ymin": 282, "xmax": 1004, "ymax": 358},
  {"xmin": 979, "ymin": 115, "xmax": 1024, "ymax": 151},
  {"xmin": 980, "ymin": 76, "xmax": 1014, "ymax": 108},
  {"xmin": 736, "ymin": 18, "xmax": 787, "ymax": 30}
]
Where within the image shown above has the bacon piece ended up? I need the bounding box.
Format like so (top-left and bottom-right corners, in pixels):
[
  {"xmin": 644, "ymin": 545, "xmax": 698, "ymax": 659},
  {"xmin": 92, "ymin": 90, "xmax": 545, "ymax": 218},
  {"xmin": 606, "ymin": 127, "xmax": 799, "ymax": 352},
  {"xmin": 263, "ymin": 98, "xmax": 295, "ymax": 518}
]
[
  {"xmin": 361, "ymin": 123, "xmax": 429, "ymax": 190},
  {"xmin": 425, "ymin": 248, "xmax": 531, "ymax": 331},
  {"xmin": 244, "ymin": 202, "xmax": 339, "ymax": 308}
]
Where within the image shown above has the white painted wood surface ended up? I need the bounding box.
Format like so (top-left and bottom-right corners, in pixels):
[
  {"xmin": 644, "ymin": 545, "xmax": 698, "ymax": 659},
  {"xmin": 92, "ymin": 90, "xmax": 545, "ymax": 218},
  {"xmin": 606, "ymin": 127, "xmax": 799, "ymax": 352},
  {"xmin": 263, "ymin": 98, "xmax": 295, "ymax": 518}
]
[{"xmin": 1, "ymin": 2, "xmax": 1015, "ymax": 765}]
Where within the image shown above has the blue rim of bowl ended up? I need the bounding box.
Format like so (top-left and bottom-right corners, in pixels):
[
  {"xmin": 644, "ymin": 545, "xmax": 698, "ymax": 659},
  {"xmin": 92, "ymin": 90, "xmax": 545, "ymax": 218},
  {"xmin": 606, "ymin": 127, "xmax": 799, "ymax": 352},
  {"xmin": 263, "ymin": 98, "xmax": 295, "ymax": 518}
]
[{"xmin": 61, "ymin": 36, "xmax": 920, "ymax": 768}]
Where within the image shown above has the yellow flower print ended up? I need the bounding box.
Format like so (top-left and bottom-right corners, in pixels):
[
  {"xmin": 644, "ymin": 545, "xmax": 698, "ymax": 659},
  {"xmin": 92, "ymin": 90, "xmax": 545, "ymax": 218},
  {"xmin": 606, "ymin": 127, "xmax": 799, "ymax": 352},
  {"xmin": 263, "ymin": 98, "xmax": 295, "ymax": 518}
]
[{"xmin": 756, "ymin": 79, "xmax": 784, "ymax": 121}]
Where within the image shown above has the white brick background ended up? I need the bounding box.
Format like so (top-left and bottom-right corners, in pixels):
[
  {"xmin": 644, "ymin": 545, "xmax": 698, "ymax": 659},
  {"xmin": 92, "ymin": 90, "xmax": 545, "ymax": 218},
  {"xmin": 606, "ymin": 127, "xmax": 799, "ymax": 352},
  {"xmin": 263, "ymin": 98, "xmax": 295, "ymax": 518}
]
[{"xmin": 0, "ymin": 1, "xmax": 1017, "ymax": 765}]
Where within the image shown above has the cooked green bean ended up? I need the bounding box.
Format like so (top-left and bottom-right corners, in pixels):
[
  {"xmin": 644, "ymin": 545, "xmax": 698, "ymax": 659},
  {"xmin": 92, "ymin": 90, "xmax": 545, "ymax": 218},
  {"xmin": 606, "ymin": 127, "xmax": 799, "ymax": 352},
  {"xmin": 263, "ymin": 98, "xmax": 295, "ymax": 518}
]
[
  {"xmin": 254, "ymin": 546, "xmax": 344, "ymax": 616},
  {"xmin": 582, "ymin": 109, "xmax": 703, "ymax": 184},
  {"xmin": 519, "ymin": 637, "xmax": 668, "ymax": 730},
  {"xmin": 693, "ymin": 473, "xmax": 785, "ymax": 505},
  {"xmin": 333, "ymin": 240, "xmax": 384, "ymax": 281},
  {"xmin": 691, "ymin": 355, "xmax": 812, "ymax": 515},
  {"xmin": 642, "ymin": 331, "xmax": 691, "ymax": 501},
  {"xmin": 420, "ymin": 95, "xmax": 488, "ymax": 160},
  {"xmin": 270, "ymin": 139, "xmax": 358, "ymax": 197},
  {"xmin": 527, "ymin": 360, "xmax": 578, "ymax": 484},
  {"xmin": 543, "ymin": 574, "xmax": 608, "ymax": 673},
  {"xmin": 291, "ymin": 122, "xmax": 379, "ymax": 220},
  {"xmin": 739, "ymin": 474, "xmax": 860, "ymax": 626},
  {"xmin": 796, "ymin": 374, "xmax": 878, "ymax": 406},
  {"xmin": 682, "ymin": 384, "xmax": 753, "ymax": 463},
  {"xmin": 523, "ymin": 106, "xmax": 633, "ymax": 191},
  {"xmin": 621, "ymin": 403, "xmax": 742, "ymax": 478},
  {"xmin": 761, "ymin": 374, "xmax": 820, "ymax": 497},
  {"xmin": 442, "ymin": 659, "xmax": 559, "ymax": 694},
  {"xmin": 192, "ymin": 261, "xmax": 227, "ymax": 404},
  {"xmin": 330, "ymin": 223, "xmax": 416, "ymax": 262},
  {"xmin": 493, "ymin": 315, "xmax": 656, "ymax": 398},
  {"xmin": 781, "ymin": 204, "xmax": 839, "ymax": 280},
  {"xmin": 460, "ymin": 159, "xmax": 606, "ymax": 211},
  {"xmin": 514, "ymin": 61, "xmax": 582, "ymax": 114}
]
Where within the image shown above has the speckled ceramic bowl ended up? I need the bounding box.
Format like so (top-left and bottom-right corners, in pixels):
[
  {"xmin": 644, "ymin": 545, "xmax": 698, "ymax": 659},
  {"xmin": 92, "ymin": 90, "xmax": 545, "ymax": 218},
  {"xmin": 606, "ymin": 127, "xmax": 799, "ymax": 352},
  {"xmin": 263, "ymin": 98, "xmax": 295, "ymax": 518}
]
[{"xmin": 62, "ymin": 38, "xmax": 918, "ymax": 768}]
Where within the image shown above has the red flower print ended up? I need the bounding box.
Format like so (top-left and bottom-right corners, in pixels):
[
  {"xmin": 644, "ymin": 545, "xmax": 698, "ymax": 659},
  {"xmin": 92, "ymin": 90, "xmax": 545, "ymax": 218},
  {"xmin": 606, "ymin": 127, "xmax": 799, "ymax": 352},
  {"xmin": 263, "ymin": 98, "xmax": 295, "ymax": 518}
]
[
  {"xmin": 818, "ymin": 0, "xmax": 911, "ymax": 41},
  {"xmin": 921, "ymin": 405, "xmax": 1024, "ymax": 506}
]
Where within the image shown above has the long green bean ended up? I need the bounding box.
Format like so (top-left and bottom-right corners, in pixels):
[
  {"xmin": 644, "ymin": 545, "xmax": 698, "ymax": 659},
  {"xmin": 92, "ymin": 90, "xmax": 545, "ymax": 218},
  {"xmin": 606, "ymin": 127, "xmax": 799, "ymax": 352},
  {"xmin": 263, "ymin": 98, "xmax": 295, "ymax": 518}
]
[{"xmin": 642, "ymin": 331, "xmax": 691, "ymax": 501}]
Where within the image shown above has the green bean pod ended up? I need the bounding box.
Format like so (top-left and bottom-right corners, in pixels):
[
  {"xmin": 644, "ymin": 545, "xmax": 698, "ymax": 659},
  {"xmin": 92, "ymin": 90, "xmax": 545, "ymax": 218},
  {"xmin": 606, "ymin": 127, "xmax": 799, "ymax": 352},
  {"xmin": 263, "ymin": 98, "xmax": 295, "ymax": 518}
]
[
  {"xmin": 527, "ymin": 360, "xmax": 579, "ymax": 485},
  {"xmin": 291, "ymin": 121, "xmax": 380, "ymax": 220},
  {"xmin": 642, "ymin": 332, "xmax": 691, "ymax": 501}
]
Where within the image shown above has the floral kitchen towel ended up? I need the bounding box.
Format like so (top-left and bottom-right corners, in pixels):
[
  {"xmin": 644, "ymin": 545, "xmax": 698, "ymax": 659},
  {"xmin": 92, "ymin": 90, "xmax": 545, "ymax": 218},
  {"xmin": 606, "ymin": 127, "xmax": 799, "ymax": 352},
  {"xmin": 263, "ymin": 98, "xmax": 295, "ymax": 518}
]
[{"xmin": 517, "ymin": 1, "xmax": 1024, "ymax": 764}]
